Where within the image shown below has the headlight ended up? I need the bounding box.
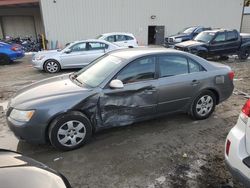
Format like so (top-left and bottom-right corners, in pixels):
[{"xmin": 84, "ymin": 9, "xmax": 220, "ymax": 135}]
[
  {"xmin": 10, "ymin": 109, "xmax": 35, "ymax": 122},
  {"xmin": 174, "ymin": 38, "xmax": 182, "ymax": 42},
  {"xmin": 35, "ymin": 55, "xmax": 45, "ymax": 61}
]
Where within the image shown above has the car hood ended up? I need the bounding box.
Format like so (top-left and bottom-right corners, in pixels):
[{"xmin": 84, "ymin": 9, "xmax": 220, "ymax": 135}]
[
  {"xmin": 169, "ymin": 33, "xmax": 190, "ymax": 38},
  {"xmin": 175, "ymin": 40, "xmax": 206, "ymax": 48},
  {"xmin": 0, "ymin": 150, "xmax": 70, "ymax": 188},
  {"xmin": 9, "ymin": 74, "xmax": 91, "ymax": 109}
]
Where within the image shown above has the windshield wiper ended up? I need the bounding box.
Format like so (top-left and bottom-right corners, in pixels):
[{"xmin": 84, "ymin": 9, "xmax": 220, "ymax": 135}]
[{"xmin": 69, "ymin": 73, "xmax": 82, "ymax": 85}]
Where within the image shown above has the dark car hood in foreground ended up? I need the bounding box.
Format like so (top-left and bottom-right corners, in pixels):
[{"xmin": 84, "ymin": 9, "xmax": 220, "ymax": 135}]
[
  {"xmin": 9, "ymin": 74, "xmax": 91, "ymax": 109},
  {"xmin": 175, "ymin": 40, "xmax": 206, "ymax": 48},
  {"xmin": 0, "ymin": 150, "xmax": 71, "ymax": 188}
]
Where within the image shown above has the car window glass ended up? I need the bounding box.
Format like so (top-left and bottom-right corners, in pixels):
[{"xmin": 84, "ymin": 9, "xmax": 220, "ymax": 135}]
[
  {"xmin": 70, "ymin": 42, "xmax": 86, "ymax": 52},
  {"xmin": 116, "ymin": 56, "xmax": 156, "ymax": 84},
  {"xmin": 227, "ymin": 31, "xmax": 238, "ymax": 41},
  {"xmin": 106, "ymin": 35, "xmax": 115, "ymax": 42},
  {"xmin": 213, "ymin": 33, "xmax": 226, "ymax": 43},
  {"xmin": 188, "ymin": 58, "xmax": 205, "ymax": 73},
  {"xmin": 125, "ymin": 35, "xmax": 134, "ymax": 40},
  {"xmin": 88, "ymin": 42, "xmax": 106, "ymax": 50},
  {"xmin": 159, "ymin": 55, "xmax": 188, "ymax": 77},
  {"xmin": 195, "ymin": 28, "xmax": 203, "ymax": 34},
  {"xmin": 116, "ymin": 35, "xmax": 127, "ymax": 42}
]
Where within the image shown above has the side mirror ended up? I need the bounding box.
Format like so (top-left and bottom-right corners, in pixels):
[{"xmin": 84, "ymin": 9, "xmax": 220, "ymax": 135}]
[
  {"xmin": 64, "ymin": 49, "xmax": 72, "ymax": 54},
  {"xmin": 109, "ymin": 79, "xmax": 124, "ymax": 89}
]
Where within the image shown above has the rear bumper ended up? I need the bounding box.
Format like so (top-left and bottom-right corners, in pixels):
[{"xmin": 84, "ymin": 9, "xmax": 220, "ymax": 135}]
[
  {"xmin": 225, "ymin": 118, "xmax": 250, "ymax": 187},
  {"xmin": 225, "ymin": 160, "xmax": 250, "ymax": 187},
  {"xmin": 9, "ymin": 51, "xmax": 25, "ymax": 60}
]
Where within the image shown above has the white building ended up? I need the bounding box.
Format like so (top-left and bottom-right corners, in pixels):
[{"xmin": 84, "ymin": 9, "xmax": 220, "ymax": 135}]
[{"xmin": 0, "ymin": 0, "xmax": 245, "ymax": 48}]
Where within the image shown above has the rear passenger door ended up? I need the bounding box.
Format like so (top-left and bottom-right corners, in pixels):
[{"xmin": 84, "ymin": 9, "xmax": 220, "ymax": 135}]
[
  {"xmin": 85, "ymin": 42, "xmax": 107, "ymax": 64},
  {"xmin": 225, "ymin": 31, "xmax": 241, "ymax": 54},
  {"xmin": 115, "ymin": 35, "xmax": 128, "ymax": 47},
  {"xmin": 157, "ymin": 55, "xmax": 206, "ymax": 114}
]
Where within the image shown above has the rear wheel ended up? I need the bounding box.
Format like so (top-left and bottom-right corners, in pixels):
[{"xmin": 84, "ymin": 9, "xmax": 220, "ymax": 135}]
[
  {"xmin": 238, "ymin": 48, "xmax": 250, "ymax": 60},
  {"xmin": 190, "ymin": 91, "xmax": 216, "ymax": 120},
  {"xmin": 49, "ymin": 112, "xmax": 92, "ymax": 151},
  {"xmin": 0, "ymin": 54, "xmax": 10, "ymax": 64},
  {"xmin": 44, "ymin": 59, "xmax": 60, "ymax": 73}
]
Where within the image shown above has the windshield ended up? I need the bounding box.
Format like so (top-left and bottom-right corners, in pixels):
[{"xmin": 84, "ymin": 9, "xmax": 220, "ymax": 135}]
[
  {"xmin": 194, "ymin": 32, "xmax": 215, "ymax": 43},
  {"xmin": 180, "ymin": 27, "xmax": 196, "ymax": 34},
  {"xmin": 96, "ymin": 35, "xmax": 103, "ymax": 39},
  {"xmin": 75, "ymin": 55, "xmax": 123, "ymax": 87}
]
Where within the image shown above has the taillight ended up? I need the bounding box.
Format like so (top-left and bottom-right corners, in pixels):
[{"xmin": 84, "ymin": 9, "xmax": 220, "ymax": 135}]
[
  {"xmin": 11, "ymin": 46, "xmax": 18, "ymax": 51},
  {"xmin": 226, "ymin": 139, "xmax": 231, "ymax": 156},
  {"xmin": 242, "ymin": 99, "xmax": 250, "ymax": 117},
  {"xmin": 228, "ymin": 71, "xmax": 234, "ymax": 80}
]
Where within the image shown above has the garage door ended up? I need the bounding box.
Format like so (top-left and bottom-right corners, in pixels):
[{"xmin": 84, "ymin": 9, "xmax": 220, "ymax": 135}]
[{"xmin": 2, "ymin": 16, "xmax": 36, "ymax": 38}]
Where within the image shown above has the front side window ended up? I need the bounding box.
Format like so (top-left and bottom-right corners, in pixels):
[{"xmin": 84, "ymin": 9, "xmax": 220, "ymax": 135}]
[
  {"xmin": 159, "ymin": 55, "xmax": 188, "ymax": 77},
  {"xmin": 70, "ymin": 42, "xmax": 86, "ymax": 52},
  {"xmin": 213, "ymin": 33, "xmax": 226, "ymax": 43},
  {"xmin": 116, "ymin": 56, "xmax": 156, "ymax": 84},
  {"xmin": 88, "ymin": 42, "xmax": 107, "ymax": 50},
  {"xmin": 194, "ymin": 32, "xmax": 215, "ymax": 43},
  {"xmin": 116, "ymin": 35, "xmax": 127, "ymax": 42},
  {"xmin": 106, "ymin": 35, "xmax": 115, "ymax": 42}
]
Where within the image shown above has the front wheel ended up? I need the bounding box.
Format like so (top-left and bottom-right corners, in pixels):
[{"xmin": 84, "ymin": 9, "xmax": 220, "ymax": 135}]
[
  {"xmin": 44, "ymin": 59, "xmax": 60, "ymax": 73},
  {"xmin": 190, "ymin": 91, "xmax": 216, "ymax": 120},
  {"xmin": 49, "ymin": 112, "xmax": 92, "ymax": 151}
]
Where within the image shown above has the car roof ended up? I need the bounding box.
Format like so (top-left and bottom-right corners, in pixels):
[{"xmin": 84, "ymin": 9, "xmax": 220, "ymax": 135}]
[
  {"xmin": 203, "ymin": 29, "xmax": 237, "ymax": 33},
  {"xmin": 101, "ymin": 32, "xmax": 134, "ymax": 36},
  {"xmin": 109, "ymin": 47, "xmax": 186, "ymax": 60}
]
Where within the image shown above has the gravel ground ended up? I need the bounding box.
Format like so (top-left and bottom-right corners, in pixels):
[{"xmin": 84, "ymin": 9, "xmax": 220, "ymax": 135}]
[{"xmin": 0, "ymin": 55, "xmax": 249, "ymax": 188}]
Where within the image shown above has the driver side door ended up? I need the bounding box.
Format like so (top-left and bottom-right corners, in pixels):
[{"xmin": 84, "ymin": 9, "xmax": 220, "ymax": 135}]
[
  {"xmin": 60, "ymin": 42, "xmax": 88, "ymax": 68},
  {"xmin": 99, "ymin": 56, "xmax": 158, "ymax": 127}
]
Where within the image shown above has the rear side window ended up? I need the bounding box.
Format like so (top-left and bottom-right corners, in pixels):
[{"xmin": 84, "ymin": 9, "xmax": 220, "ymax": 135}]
[
  {"xmin": 116, "ymin": 35, "xmax": 127, "ymax": 42},
  {"xmin": 106, "ymin": 35, "xmax": 115, "ymax": 42},
  {"xmin": 188, "ymin": 58, "xmax": 205, "ymax": 73},
  {"xmin": 159, "ymin": 56, "xmax": 188, "ymax": 77},
  {"xmin": 125, "ymin": 35, "xmax": 134, "ymax": 40},
  {"xmin": 88, "ymin": 42, "xmax": 107, "ymax": 50},
  {"xmin": 116, "ymin": 56, "xmax": 156, "ymax": 84},
  {"xmin": 227, "ymin": 31, "xmax": 238, "ymax": 41}
]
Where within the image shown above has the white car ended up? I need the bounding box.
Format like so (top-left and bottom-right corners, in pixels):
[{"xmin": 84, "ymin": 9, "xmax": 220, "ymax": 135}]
[
  {"xmin": 32, "ymin": 39, "xmax": 122, "ymax": 73},
  {"xmin": 225, "ymin": 99, "xmax": 250, "ymax": 186},
  {"xmin": 97, "ymin": 32, "xmax": 138, "ymax": 47}
]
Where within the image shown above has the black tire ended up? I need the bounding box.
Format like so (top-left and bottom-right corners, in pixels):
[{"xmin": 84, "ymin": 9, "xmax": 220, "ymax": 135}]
[
  {"xmin": 44, "ymin": 59, "xmax": 61, "ymax": 73},
  {"xmin": 238, "ymin": 48, "xmax": 250, "ymax": 60},
  {"xmin": 0, "ymin": 54, "xmax": 10, "ymax": 64},
  {"xmin": 49, "ymin": 111, "xmax": 92, "ymax": 151},
  {"xmin": 190, "ymin": 91, "xmax": 216, "ymax": 120}
]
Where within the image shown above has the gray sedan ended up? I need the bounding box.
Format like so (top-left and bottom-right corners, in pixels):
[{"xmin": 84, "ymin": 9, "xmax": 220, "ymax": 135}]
[
  {"xmin": 31, "ymin": 39, "xmax": 122, "ymax": 73},
  {"xmin": 7, "ymin": 48, "xmax": 234, "ymax": 150}
]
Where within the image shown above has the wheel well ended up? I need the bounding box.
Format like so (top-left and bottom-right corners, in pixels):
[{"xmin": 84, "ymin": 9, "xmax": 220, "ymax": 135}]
[
  {"xmin": 207, "ymin": 88, "xmax": 220, "ymax": 105},
  {"xmin": 44, "ymin": 110, "xmax": 94, "ymax": 142}
]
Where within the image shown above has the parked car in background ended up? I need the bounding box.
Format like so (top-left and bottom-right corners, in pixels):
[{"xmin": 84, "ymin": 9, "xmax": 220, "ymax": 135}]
[
  {"xmin": 31, "ymin": 39, "xmax": 122, "ymax": 73},
  {"xmin": 0, "ymin": 42, "xmax": 24, "ymax": 64},
  {"xmin": 97, "ymin": 32, "xmax": 138, "ymax": 47},
  {"xmin": 7, "ymin": 48, "xmax": 234, "ymax": 151},
  {"xmin": 174, "ymin": 29, "xmax": 250, "ymax": 60},
  {"xmin": 0, "ymin": 149, "xmax": 71, "ymax": 188},
  {"xmin": 225, "ymin": 99, "xmax": 250, "ymax": 187},
  {"xmin": 164, "ymin": 26, "xmax": 211, "ymax": 47}
]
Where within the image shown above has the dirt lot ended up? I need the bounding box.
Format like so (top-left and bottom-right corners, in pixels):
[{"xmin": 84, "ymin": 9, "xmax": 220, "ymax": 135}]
[{"xmin": 0, "ymin": 55, "xmax": 249, "ymax": 188}]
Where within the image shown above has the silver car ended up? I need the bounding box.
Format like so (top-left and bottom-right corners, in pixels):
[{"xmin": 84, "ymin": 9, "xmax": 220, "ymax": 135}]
[
  {"xmin": 31, "ymin": 39, "xmax": 122, "ymax": 73},
  {"xmin": 7, "ymin": 48, "xmax": 234, "ymax": 150}
]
